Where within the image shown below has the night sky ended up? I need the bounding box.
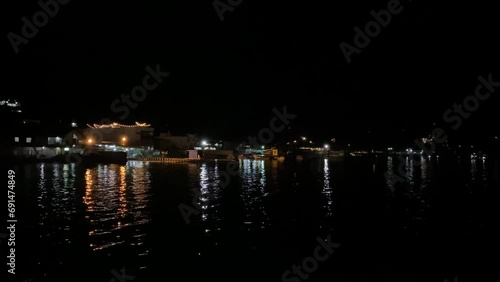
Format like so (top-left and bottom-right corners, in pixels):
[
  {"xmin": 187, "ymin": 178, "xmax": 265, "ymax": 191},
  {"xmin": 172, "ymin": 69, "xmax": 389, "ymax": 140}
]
[{"xmin": 4, "ymin": 0, "xmax": 500, "ymax": 144}]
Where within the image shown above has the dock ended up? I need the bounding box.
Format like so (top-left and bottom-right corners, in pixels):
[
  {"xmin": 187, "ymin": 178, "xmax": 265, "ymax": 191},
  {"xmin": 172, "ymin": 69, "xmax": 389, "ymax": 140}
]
[{"xmin": 135, "ymin": 157, "xmax": 198, "ymax": 163}]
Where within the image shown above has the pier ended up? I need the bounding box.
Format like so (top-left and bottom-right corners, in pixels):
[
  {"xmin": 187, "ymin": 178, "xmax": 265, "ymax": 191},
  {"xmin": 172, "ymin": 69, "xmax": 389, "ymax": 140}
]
[{"xmin": 136, "ymin": 157, "xmax": 196, "ymax": 163}]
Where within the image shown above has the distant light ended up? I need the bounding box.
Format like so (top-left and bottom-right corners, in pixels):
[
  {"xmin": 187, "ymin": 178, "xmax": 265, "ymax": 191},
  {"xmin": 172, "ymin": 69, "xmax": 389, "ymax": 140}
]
[
  {"xmin": 87, "ymin": 139, "xmax": 93, "ymax": 144},
  {"xmin": 71, "ymin": 122, "xmax": 77, "ymax": 128},
  {"xmin": 387, "ymin": 147, "xmax": 393, "ymax": 151},
  {"xmin": 0, "ymin": 100, "xmax": 21, "ymax": 107},
  {"xmin": 309, "ymin": 141, "xmax": 312, "ymax": 144},
  {"xmin": 324, "ymin": 145, "xmax": 329, "ymax": 149},
  {"xmin": 87, "ymin": 121, "xmax": 150, "ymax": 129},
  {"xmin": 293, "ymin": 140, "xmax": 297, "ymax": 143},
  {"xmin": 122, "ymin": 137, "xmax": 127, "ymax": 142},
  {"xmin": 301, "ymin": 137, "xmax": 306, "ymax": 141},
  {"xmin": 64, "ymin": 147, "xmax": 70, "ymax": 152},
  {"xmin": 261, "ymin": 146, "xmax": 265, "ymax": 149},
  {"xmin": 202, "ymin": 140, "xmax": 208, "ymax": 146}
]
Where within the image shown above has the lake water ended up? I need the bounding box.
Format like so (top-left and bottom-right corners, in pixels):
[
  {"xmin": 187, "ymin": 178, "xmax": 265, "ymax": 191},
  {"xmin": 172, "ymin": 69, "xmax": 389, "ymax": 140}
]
[{"xmin": 6, "ymin": 156, "xmax": 499, "ymax": 282}]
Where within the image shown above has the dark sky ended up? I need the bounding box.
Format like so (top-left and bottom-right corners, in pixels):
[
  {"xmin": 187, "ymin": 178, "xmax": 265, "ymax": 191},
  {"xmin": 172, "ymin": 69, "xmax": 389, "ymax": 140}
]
[{"xmin": 4, "ymin": 0, "xmax": 500, "ymax": 144}]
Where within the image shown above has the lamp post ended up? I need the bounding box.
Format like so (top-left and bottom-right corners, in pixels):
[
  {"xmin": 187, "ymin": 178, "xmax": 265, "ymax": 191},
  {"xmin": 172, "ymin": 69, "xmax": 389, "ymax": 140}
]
[{"xmin": 201, "ymin": 140, "xmax": 207, "ymax": 159}]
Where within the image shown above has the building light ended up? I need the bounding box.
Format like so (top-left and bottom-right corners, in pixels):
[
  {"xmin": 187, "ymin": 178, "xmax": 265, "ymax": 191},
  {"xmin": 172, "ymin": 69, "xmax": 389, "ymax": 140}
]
[
  {"xmin": 26, "ymin": 137, "xmax": 32, "ymax": 143},
  {"xmin": 87, "ymin": 139, "xmax": 93, "ymax": 144},
  {"xmin": 71, "ymin": 122, "xmax": 77, "ymax": 128},
  {"xmin": 87, "ymin": 121, "xmax": 150, "ymax": 129},
  {"xmin": 64, "ymin": 147, "xmax": 70, "ymax": 152},
  {"xmin": 0, "ymin": 100, "xmax": 21, "ymax": 107},
  {"xmin": 14, "ymin": 137, "xmax": 19, "ymax": 142}
]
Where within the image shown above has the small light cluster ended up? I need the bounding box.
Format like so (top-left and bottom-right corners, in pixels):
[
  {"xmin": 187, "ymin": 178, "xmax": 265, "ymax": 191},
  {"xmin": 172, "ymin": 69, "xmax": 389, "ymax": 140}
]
[
  {"xmin": 87, "ymin": 122, "xmax": 151, "ymax": 129},
  {"xmin": 0, "ymin": 99, "xmax": 21, "ymax": 107}
]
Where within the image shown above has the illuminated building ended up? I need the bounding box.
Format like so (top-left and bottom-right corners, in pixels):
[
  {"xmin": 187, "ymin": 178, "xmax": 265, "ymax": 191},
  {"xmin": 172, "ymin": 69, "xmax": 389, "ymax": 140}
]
[{"xmin": 83, "ymin": 122, "xmax": 154, "ymax": 148}]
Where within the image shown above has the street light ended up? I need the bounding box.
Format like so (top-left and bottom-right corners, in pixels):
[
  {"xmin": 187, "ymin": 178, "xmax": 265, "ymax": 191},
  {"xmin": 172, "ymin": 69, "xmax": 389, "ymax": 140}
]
[
  {"xmin": 87, "ymin": 138, "xmax": 93, "ymax": 144},
  {"xmin": 200, "ymin": 140, "xmax": 208, "ymax": 160}
]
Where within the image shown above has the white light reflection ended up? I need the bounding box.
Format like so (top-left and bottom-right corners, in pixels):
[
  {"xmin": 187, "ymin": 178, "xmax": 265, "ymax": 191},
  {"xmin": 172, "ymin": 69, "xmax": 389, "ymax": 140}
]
[
  {"xmin": 240, "ymin": 160, "xmax": 270, "ymax": 232},
  {"xmin": 322, "ymin": 159, "xmax": 333, "ymax": 217}
]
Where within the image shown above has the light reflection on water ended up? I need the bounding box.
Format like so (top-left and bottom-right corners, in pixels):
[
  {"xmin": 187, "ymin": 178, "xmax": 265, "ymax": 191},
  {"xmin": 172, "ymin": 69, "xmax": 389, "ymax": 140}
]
[
  {"xmin": 34, "ymin": 161, "xmax": 151, "ymax": 267},
  {"xmin": 240, "ymin": 160, "xmax": 269, "ymax": 230},
  {"xmin": 197, "ymin": 160, "xmax": 272, "ymax": 236},
  {"xmin": 83, "ymin": 161, "xmax": 151, "ymax": 258},
  {"xmin": 20, "ymin": 155, "xmax": 496, "ymax": 280},
  {"xmin": 322, "ymin": 159, "xmax": 333, "ymax": 217}
]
